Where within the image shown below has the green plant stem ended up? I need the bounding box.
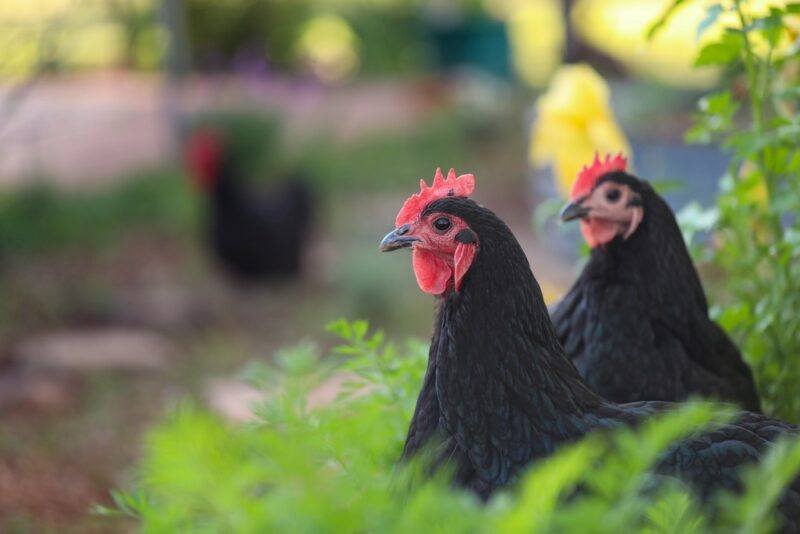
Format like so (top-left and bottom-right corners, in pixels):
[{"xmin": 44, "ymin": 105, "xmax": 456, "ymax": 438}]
[
  {"xmin": 733, "ymin": 0, "xmax": 784, "ymax": 244},
  {"xmin": 735, "ymin": 0, "xmax": 763, "ymax": 135}
]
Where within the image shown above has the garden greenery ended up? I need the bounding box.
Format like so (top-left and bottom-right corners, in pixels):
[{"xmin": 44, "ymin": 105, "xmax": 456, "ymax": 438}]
[
  {"xmin": 107, "ymin": 321, "xmax": 800, "ymax": 532},
  {"xmin": 654, "ymin": 0, "xmax": 800, "ymax": 422},
  {"xmin": 0, "ymin": 169, "xmax": 197, "ymax": 255}
]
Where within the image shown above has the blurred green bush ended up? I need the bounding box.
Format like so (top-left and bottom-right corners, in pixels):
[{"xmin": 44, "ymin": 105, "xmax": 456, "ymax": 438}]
[
  {"xmin": 0, "ymin": 168, "xmax": 196, "ymax": 256},
  {"xmin": 185, "ymin": 0, "xmax": 427, "ymax": 75},
  {"xmin": 108, "ymin": 320, "xmax": 800, "ymax": 532},
  {"xmin": 299, "ymin": 112, "xmax": 470, "ymax": 192},
  {"xmin": 185, "ymin": 0, "xmax": 308, "ymax": 70},
  {"xmin": 188, "ymin": 108, "xmax": 473, "ymax": 191}
]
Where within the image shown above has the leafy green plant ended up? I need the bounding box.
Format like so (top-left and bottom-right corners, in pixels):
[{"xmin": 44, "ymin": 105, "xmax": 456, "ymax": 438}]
[
  {"xmin": 652, "ymin": 1, "xmax": 800, "ymax": 421},
  {"xmin": 112, "ymin": 321, "xmax": 800, "ymax": 532}
]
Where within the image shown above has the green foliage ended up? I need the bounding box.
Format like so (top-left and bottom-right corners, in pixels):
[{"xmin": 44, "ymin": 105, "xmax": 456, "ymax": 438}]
[
  {"xmin": 117, "ymin": 321, "xmax": 800, "ymax": 532},
  {"xmin": 0, "ymin": 168, "xmax": 197, "ymax": 256},
  {"xmin": 334, "ymin": 243, "xmax": 416, "ymax": 325},
  {"xmin": 188, "ymin": 108, "xmax": 470, "ymax": 192},
  {"xmin": 106, "ymin": 0, "xmax": 160, "ymax": 69},
  {"xmin": 299, "ymin": 112, "xmax": 470, "ymax": 192},
  {"xmin": 343, "ymin": 6, "xmax": 427, "ymax": 75},
  {"xmin": 186, "ymin": 0, "xmax": 310, "ymax": 69},
  {"xmin": 184, "ymin": 0, "xmax": 427, "ymax": 74},
  {"xmin": 656, "ymin": 1, "xmax": 800, "ymax": 422}
]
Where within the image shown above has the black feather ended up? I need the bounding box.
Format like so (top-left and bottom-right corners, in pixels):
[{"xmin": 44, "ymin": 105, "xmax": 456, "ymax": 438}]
[
  {"xmin": 401, "ymin": 196, "xmax": 797, "ymax": 524},
  {"xmin": 552, "ymin": 174, "xmax": 761, "ymax": 411},
  {"xmin": 455, "ymin": 228, "xmax": 477, "ymax": 244},
  {"xmin": 207, "ymin": 151, "xmax": 313, "ymax": 280}
]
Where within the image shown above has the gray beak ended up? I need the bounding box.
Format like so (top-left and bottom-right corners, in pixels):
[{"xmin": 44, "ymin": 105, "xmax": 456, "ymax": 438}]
[
  {"xmin": 560, "ymin": 199, "xmax": 590, "ymax": 222},
  {"xmin": 379, "ymin": 224, "xmax": 420, "ymax": 252}
]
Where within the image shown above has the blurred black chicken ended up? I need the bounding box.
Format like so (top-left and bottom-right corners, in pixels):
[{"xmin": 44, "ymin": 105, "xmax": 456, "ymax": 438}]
[
  {"xmin": 185, "ymin": 129, "xmax": 313, "ymax": 280},
  {"xmin": 552, "ymin": 154, "xmax": 760, "ymax": 411}
]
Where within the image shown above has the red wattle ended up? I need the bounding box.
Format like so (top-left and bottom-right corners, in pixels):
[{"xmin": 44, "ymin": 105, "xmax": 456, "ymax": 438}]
[
  {"xmin": 412, "ymin": 248, "xmax": 452, "ymax": 295},
  {"xmin": 580, "ymin": 219, "xmax": 619, "ymax": 248},
  {"xmin": 453, "ymin": 243, "xmax": 476, "ymax": 291}
]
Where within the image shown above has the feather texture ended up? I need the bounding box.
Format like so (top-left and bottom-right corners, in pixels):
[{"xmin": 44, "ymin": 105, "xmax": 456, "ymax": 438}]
[
  {"xmin": 552, "ymin": 177, "xmax": 761, "ymax": 411},
  {"xmin": 401, "ymin": 196, "xmax": 797, "ymax": 525}
]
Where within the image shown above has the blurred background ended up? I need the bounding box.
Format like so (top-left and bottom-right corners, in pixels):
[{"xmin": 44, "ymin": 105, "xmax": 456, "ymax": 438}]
[{"xmin": 0, "ymin": 0, "xmax": 734, "ymax": 529}]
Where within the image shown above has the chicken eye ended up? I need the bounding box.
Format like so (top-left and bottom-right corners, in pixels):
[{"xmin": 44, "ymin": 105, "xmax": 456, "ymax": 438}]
[
  {"xmin": 605, "ymin": 188, "xmax": 621, "ymax": 203},
  {"xmin": 433, "ymin": 217, "xmax": 452, "ymax": 233}
]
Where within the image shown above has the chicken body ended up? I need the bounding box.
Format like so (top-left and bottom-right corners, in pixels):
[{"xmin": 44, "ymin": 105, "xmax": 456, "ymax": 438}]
[
  {"xmin": 186, "ymin": 130, "xmax": 313, "ymax": 280},
  {"xmin": 552, "ymin": 175, "xmax": 760, "ymax": 410},
  {"xmin": 209, "ymin": 170, "xmax": 312, "ymax": 279},
  {"xmin": 384, "ymin": 194, "xmax": 797, "ymax": 526}
]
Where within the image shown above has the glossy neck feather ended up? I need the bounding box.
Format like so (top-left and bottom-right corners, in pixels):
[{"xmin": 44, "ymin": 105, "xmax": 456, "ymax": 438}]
[
  {"xmin": 405, "ymin": 198, "xmax": 603, "ymax": 465},
  {"xmin": 585, "ymin": 182, "xmax": 707, "ymax": 312}
]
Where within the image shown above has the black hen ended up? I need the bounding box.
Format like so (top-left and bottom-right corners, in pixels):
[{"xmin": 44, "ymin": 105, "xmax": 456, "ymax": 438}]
[
  {"xmin": 185, "ymin": 129, "xmax": 313, "ymax": 280},
  {"xmin": 380, "ymin": 169, "xmax": 797, "ymax": 523},
  {"xmin": 551, "ymin": 155, "xmax": 760, "ymax": 411}
]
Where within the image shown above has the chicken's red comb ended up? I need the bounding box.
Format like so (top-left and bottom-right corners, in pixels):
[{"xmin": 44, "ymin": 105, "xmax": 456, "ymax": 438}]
[
  {"xmin": 571, "ymin": 153, "xmax": 628, "ymax": 200},
  {"xmin": 395, "ymin": 168, "xmax": 475, "ymax": 226}
]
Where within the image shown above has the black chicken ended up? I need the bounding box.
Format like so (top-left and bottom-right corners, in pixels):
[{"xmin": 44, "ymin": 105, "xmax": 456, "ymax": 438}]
[
  {"xmin": 185, "ymin": 129, "xmax": 313, "ymax": 280},
  {"xmin": 379, "ymin": 168, "xmax": 797, "ymax": 522},
  {"xmin": 551, "ymin": 154, "xmax": 760, "ymax": 411}
]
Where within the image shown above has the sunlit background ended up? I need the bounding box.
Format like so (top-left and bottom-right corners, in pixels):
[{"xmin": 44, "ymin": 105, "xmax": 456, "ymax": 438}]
[{"xmin": 0, "ymin": 0, "xmax": 778, "ymax": 529}]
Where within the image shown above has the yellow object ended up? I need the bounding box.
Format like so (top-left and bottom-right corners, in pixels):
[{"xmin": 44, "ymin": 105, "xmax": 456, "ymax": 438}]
[
  {"xmin": 571, "ymin": 0, "xmax": 797, "ymax": 89},
  {"xmin": 572, "ymin": 0, "xmax": 716, "ymax": 88},
  {"xmin": 530, "ymin": 64, "xmax": 631, "ymax": 198},
  {"xmin": 498, "ymin": 0, "xmax": 565, "ymax": 87},
  {"xmin": 749, "ymin": 180, "xmax": 769, "ymax": 206},
  {"xmin": 0, "ymin": 0, "xmax": 152, "ymax": 78},
  {"xmin": 739, "ymin": 161, "xmax": 769, "ymax": 207},
  {"xmin": 62, "ymin": 23, "xmax": 125, "ymax": 69},
  {"xmin": 295, "ymin": 15, "xmax": 359, "ymax": 84},
  {"xmin": 0, "ymin": 0, "xmax": 72, "ymax": 21}
]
